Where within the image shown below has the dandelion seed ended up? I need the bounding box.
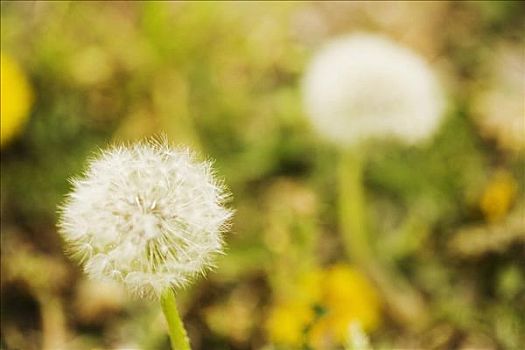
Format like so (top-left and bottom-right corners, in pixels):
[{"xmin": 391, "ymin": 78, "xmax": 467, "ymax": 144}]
[
  {"xmin": 302, "ymin": 33, "xmax": 445, "ymax": 147},
  {"xmin": 473, "ymin": 43, "xmax": 525, "ymax": 152},
  {"xmin": 58, "ymin": 137, "xmax": 233, "ymax": 299}
]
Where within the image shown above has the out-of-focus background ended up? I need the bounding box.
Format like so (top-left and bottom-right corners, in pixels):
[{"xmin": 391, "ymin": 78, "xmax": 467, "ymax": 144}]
[{"xmin": 1, "ymin": 2, "xmax": 524, "ymax": 349}]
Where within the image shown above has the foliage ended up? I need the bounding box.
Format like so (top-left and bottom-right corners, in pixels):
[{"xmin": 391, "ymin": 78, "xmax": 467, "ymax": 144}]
[{"xmin": 1, "ymin": 2, "xmax": 524, "ymax": 349}]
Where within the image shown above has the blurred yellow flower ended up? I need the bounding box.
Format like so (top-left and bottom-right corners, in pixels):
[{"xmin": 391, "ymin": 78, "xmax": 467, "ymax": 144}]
[
  {"xmin": 321, "ymin": 264, "xmax": 381, "ymax": 340},
  {"xmin": 295, "ymin": 268, "xmax": 324, "ymax": 304},
  {"xmin": 1, "ymin": 53, "xmax": 33, "ymax": 147},
  {"xmin": 480, "ymin": 170, "xmax": 517, "ymax": 222},
  {"xmin": 265, "ymin": 269, "xmax": 323, "ymax": 347},
  {"xmin": 266, "ymin": 264, "xmax": 381, "ymax": 348},
  {"xmin": 266, "ymin": 301, "xmax": 315, "ymax": 347}
]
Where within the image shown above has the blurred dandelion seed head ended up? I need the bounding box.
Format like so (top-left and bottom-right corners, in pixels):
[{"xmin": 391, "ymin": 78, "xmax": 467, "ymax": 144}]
[
  {"xmin": 58, "ymin": 138, "xmax": 233, "ymax": 298},
  {"xmin": 302, "ymin": 33, "xmax": 445, "ymax": 147},
  {"xmin": 473, "ymin": 44, "xmax": 525, "ymax": 152}
]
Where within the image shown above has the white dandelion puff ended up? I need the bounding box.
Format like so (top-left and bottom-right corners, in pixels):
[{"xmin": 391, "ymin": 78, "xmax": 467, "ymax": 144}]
[
  {"xmin": 302, "ymin": 33, "xmax": 445, "ymax": 147},
  {"xmin": 473, "ymin": 43, "xmax": 525, "ymax": 152},
  {"xmin": 58, "ymin": 138, "xmax": 233, "ymax": 299}
]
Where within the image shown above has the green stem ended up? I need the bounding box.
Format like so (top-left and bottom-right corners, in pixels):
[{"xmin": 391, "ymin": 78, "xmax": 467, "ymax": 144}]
[
  {"xmin": 161, "ymin": 288, "xmax": 191, "ymax": 350},
  {"xmin": 338, "ymin": 150, "xmax": 372, "ymax": 263},
  {"xmin": 338, "ymin": 150, "xmax": 426, "ymax": 326}
]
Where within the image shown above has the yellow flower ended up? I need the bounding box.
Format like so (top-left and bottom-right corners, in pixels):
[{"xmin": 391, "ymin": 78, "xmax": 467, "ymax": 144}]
[
  {"xmin": 321, "ymin": 264, "xmax": 381, "ymax": 341},
  {"xmin": 266, "ymin": 264, "xmax": 381, "ymax": 348},
  {"xmin": 266, "ymin": 301, "xmax": 314, "ymax": 347},
  {"xmin": 296, "ymin": 268, "xmax": 324, "ymax": 304},
  {"xmin": 266, "ymin": 269, "xmax": 322, "ymax": 347},
  {"xmin": 1, "ymin": 53, "xmax": 33, "ymax": 147},
  {"xmin": 480, "ymin": 170, "xmax": 517, "ymax": 222}
]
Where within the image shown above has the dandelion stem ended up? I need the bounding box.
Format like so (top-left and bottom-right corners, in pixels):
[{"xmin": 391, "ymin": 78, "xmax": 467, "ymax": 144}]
[
  {"xmin": 338, "ymin": 150, "xmax": 426, "ymax": 326},
  {"xmin": 39, "ymin": 294, "xmax": 67, "ymax": 350},
  {"xmin": 338, "ymin": 150, "xmax": 371, "ymax": 264},
  {"xmin": 161, "ymin": 289, "xmax": 191, "ymax": 350}
]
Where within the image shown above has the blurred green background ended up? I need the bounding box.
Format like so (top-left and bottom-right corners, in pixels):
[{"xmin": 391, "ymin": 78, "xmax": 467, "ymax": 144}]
[{"xmin": 1, "ymin": 2, "xmax": 524, "ymax": 349}]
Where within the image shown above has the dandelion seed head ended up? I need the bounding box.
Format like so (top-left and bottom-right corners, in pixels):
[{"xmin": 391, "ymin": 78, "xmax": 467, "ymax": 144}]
[
  {"xmin": 473, "ymin": 43, "xmax": 525, "ymax": 152},
  {"xmin": 58, "ymin": 138, "xmax": 232, "ymax": 298},
  {"xmin": 302, "ymin": 33, "xmax": 445, "ymax": 147}
]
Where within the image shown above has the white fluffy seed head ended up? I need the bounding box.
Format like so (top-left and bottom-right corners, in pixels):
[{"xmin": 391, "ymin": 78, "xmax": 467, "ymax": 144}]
[
  {"xmin": 302, "ymin": 33, "xmax": 445, "ymax": 147},
  {"xmin": 473, "ymin": 44, "xmax": 525, "ymax": 152},
  {"xmin": 58, "ymin": 138, "xmax": 233, "ymax": 299}
]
